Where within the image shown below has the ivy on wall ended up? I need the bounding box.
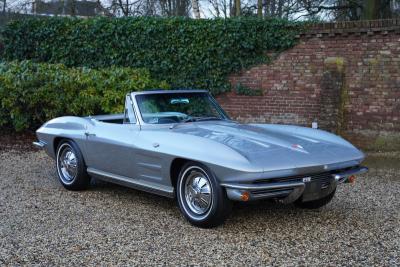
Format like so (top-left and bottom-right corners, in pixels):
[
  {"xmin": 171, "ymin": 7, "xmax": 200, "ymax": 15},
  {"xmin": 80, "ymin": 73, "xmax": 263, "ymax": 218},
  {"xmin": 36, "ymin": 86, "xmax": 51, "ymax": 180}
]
[
  {"xmin": 1, "ymin": 17, "xmax": 299, "ymax": 95},
  {"xmin": 235, "ymin": 83, "xmax": 263, "ymax": 96}
]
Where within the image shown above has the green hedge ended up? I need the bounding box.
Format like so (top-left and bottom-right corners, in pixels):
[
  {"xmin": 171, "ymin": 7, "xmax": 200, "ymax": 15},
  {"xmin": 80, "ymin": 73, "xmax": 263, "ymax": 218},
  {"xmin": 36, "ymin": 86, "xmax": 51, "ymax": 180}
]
[
  {"xmin": 0, "ymin": 60, "xmax": 169, "ymax": 131},
  {"xmin": 1, "ymin": 17, "xmax": 299, "ymax": 94}
]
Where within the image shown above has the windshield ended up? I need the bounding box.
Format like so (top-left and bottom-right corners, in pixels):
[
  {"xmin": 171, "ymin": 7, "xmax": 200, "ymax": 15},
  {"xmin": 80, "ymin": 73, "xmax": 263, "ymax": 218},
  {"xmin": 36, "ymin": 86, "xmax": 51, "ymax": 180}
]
[{"xmin": 136, "ymin": 92, "xmax": 229, "ymax": 124}]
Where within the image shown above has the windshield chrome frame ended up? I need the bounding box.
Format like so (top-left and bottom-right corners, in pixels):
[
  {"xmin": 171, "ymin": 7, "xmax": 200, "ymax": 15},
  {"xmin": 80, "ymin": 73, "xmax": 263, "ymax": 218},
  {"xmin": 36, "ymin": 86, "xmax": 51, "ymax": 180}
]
[{"xmin": 130, "ymin": 90, "xmax": 230, "ymax": 126}]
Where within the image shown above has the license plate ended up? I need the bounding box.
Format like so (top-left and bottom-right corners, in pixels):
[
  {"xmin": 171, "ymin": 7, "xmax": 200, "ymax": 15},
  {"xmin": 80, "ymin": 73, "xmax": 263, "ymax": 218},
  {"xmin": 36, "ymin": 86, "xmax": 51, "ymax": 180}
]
[{"xmin": 301, "ymin": 177, "xmax": 335, "ymax": 202}]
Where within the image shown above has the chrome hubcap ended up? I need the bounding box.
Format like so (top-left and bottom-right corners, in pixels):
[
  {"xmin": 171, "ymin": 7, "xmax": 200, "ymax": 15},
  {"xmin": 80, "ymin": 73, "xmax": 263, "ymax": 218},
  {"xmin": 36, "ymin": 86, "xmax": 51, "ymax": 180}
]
[
  {"xmin": 184, "ymin": 169, "xmax": 212, "ymax": 215},
  {"xmin": 58, "ymin": 145, "xmax": 78, "ymax": 183}
]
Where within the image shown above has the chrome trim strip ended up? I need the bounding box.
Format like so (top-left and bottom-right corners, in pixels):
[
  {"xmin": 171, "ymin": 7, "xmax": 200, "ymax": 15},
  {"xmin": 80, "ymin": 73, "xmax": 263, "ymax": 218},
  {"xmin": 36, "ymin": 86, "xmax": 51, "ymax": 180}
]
[
  {"xmin": 139, "ymin": 174, "xmax": 163, "ymax": 181},
  {"xmin": 131, "ymin": 89, "xmax": 208, "ymax": 96},
  {"xmin": 224, "ymin": 182, "xmax": 305, "ymax": 203},
  {"xmin": 332, "ymin": 166, "xmax": 369, "ymax": 182},
  {"xmin": 33, "ymin": 141, "xmax": 46, "ymax": 149},
  {"xmin": 87, "ymin": 167, "xmax": 174, "ymax": 198},
  {"xmin": 251, "ymin": 189, "xmax": 293, "ymax": 199},
  {"xmin": 126, "ymin": 94, "xmax": 139, "ymax": 125},
  {"xmin": 221, "ymin": 181, "xmax": 305, "ymax": 190}
]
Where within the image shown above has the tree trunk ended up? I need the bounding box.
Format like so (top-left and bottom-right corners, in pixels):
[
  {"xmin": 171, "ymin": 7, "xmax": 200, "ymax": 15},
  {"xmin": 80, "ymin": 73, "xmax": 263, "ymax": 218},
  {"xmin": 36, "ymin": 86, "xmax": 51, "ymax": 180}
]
[
  {"xmin": 214, "ymin": 0, "xmax": 220, "ymax": 17},
  {"xmin": 2, "ymin": 0, "xmax": 6, "ymax": 13},
  {"xmin": 235, "ymin": 0, "xmax": 240, "ymax": 16},
  {"xmin": 277, "ymin": 0, "xmax": 282, "ymax": 17},
  {"xmin": 222, "ymin": 0, "xmax": 227, "ymax": 18},
  {"xmin": 257, "ymin": 0, "xmax": 262, "ymax": 17},
  {"xmin": 363, "ymin": 0, "xmax": 379, "ymax": 19},
  {"xmin": 192, "ymin": 0, "xmax": 200, "ymax": 18},
  {"xmin": 263, "ymin": 0, "xmax": 269, "ymax": 17},
  {"xmin": 62, "ymin": 0, "xmax": 68, "ymax": 15},
  {"xmin": 270, "ymin": 0, "xmax": 275, "ymax": 16},
  {"xmin": 117, "ymin": 0, "xmax": 129, "ymax": 16},
  {"xmin": 71, "ymin": 0, "xmax": 76, "ymax": 16},
  {"xmin": 176, "ymin": 0, "xmax": 188, "ymax": 16}
]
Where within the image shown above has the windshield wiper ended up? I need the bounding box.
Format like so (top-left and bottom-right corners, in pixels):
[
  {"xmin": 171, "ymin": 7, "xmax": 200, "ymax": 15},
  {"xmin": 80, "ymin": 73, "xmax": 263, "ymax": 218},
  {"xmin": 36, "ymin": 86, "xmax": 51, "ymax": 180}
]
[
  {"xmin": 192, "ymin": 116, "xmax": 223, "ymax": 122},
  {"xmin": 181, "ymin": 116, "xmax": 224, "ymax": 123}
]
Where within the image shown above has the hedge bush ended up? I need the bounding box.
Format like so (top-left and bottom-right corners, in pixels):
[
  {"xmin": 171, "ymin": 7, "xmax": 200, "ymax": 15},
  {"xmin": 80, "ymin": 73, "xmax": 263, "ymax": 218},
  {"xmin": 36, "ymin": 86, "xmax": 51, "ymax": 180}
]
[
  {"xmin": 1, "ymin": 17, "xmax": 299, "ymax": 94},
  {"xmin": 0, "ymin": 60, "xmax": 169, "ymax": 131}
]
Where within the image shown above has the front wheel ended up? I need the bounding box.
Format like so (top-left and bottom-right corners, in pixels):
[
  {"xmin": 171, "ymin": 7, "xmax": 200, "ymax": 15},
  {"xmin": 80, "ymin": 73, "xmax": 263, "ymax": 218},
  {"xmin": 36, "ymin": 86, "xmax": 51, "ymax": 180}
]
[
  {"xmin": 56, "ymin": 140, "xmax": 90, "ymax": 191},
  {"xmin": 177, "ymin": 162, "xmax": 231, "ymax": 228}
]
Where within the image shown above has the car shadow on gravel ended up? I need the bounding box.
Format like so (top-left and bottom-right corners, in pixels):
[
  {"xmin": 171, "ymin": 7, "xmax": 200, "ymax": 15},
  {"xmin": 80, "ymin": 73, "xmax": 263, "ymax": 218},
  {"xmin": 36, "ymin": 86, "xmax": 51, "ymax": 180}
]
[
  {"xmin": 87, "ymin": 177, "xmax": 177, "ymax": 207},
  {"xmin": 85, "ymin": 176, "xmax": 364, "ymax": 230}
]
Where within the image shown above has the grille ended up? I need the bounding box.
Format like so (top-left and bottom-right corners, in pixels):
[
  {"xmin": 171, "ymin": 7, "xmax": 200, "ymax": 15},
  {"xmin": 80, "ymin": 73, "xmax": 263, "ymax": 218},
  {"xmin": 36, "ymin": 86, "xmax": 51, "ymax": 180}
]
[
  {"xmin": 255, "ymin": 171, "xmax": 333, "ymax": 184},
  {"xmin": 251, "ymin": 188, "xmax": 293, "ymax": 196}
]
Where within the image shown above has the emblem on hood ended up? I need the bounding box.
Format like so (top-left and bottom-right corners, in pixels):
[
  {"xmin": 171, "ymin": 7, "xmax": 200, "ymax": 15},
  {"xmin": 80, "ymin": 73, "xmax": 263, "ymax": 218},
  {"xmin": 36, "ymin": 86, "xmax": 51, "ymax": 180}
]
[{"xmin": 291, "ymin": 144, "xmax": 303, "ymax": 149}]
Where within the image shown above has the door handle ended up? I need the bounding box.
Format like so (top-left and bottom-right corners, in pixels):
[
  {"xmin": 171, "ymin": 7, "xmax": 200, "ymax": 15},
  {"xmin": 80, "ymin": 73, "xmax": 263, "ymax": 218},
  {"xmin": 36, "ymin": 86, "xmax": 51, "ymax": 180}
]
[{"xmin": 85, "ymin": 132, "xmax": 96, "ymax": 137}]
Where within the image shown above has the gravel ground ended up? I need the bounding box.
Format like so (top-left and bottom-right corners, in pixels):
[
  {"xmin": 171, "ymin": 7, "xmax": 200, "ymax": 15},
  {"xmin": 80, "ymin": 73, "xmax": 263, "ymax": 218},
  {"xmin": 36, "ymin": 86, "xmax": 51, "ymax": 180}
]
[{"xmin": 0, "ymin": 149, "xmax": 399, "ymax": 266}]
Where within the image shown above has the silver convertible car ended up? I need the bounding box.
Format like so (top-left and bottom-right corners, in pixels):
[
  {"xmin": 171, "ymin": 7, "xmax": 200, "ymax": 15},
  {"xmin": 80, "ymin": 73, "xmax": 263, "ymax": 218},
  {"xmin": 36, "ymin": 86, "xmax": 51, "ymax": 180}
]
[{"xmin": 34, "ymin": 90, "xmax": 368, "ymax": 227}]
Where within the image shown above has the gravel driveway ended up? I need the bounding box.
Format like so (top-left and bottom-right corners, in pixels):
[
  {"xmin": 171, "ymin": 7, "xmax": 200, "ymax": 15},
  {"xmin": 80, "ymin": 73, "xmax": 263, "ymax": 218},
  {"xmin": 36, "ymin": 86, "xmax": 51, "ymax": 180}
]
[{"xmin": 1, "ymin": 149, "xmax": 399, "ymax": 266}]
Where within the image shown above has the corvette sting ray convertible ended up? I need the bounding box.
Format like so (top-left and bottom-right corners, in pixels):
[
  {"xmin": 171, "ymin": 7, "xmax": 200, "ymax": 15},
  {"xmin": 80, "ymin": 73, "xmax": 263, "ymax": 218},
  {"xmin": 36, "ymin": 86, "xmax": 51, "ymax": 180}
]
[{"xmin": 34, "ymin": 90, "xmax": 368, "ymax": 227}]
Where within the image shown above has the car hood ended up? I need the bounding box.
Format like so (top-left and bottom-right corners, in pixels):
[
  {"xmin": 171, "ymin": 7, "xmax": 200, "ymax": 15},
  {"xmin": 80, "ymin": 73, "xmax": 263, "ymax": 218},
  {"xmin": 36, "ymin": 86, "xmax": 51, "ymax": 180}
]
[{"xmin": 172, "ymin": 121, "xmax": 364, "ymax": 172}]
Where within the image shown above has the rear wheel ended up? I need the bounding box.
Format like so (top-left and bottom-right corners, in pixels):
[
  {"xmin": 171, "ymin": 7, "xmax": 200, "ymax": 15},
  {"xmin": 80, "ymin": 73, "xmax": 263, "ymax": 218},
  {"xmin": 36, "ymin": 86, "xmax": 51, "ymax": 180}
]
[
  {"xmin": 56, "ymin": 140, "xmax": 90, "ymax": 190},
  {"xmin": 294, "ymin": 189, "xmax": 336, "ymax": 209},
  {"xmin": 176, "ymin": 162, "xmax": 231, "ymax": 228}
]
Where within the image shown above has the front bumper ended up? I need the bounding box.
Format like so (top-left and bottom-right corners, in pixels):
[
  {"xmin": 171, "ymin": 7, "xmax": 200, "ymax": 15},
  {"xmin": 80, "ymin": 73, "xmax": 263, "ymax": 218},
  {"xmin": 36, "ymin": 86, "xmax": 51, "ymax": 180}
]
[
  {"xmin": 33, "ymin": 141, "xmax": 46, "ymax": 149},
  {"xmin": 221, "ymin": 166, "xmax": 368, "ymax": 203}
]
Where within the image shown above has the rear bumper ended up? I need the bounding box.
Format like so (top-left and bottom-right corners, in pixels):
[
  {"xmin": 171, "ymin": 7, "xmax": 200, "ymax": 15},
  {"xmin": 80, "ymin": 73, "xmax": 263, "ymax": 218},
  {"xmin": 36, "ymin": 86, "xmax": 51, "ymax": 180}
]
[{"xmin": 221, "ymin": 166, "xmax": 368, "ymax": 202}]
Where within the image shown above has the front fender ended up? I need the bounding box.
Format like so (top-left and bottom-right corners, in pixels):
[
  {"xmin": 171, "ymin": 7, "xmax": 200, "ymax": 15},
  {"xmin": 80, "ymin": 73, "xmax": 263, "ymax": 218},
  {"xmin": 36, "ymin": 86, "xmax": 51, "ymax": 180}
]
[{"xmin": 35, "ymin": 116, "xmax": 89, "ymax": 159}]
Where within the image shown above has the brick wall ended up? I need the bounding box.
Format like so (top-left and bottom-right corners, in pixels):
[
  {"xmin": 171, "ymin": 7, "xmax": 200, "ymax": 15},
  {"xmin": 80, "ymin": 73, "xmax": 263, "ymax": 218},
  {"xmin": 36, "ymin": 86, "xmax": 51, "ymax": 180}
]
[{"xmin": 217, "ymin": 19, "xmax": 400, "ymax": 151}]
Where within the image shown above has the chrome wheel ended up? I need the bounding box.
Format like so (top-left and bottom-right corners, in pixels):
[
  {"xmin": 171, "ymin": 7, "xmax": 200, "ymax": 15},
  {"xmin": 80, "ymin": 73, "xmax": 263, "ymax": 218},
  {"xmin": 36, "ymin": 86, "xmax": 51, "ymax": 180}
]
[
  {"xmin": 177, "ymin": 162, "xmax": 232, "ymax": 227},
  {"xmin": 183, "ymin": 167, "xmax": 212, "ymax": 215},
  {"xmin": 57, "ymin": 144, "xmax": 78, "ymax": 184}
]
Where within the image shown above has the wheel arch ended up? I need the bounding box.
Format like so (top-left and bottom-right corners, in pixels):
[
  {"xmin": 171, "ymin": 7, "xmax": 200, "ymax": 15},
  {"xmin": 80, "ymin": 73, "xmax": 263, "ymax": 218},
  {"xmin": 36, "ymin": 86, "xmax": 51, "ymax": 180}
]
[
  {"xmin": 53, "ymin": 137, "xmax": 65, "ymax": 154},
  {"xmin": 170, "ymin": 158, "xmax": 189, "ymax": 190},
  {"xmin": 169, "ymin": 158, "xmax": 219, "ymax": 189},
  {"xmin": 53, "ymin": 137, "xmax": 86, "ymax": 163}
]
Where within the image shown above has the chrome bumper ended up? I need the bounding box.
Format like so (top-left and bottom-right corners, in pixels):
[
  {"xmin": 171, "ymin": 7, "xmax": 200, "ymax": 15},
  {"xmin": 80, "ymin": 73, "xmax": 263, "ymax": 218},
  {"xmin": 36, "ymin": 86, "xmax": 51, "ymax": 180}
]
[
  {"xmin": 333, "ymin": 166, "xmax": 369, "ymax": 183},
  {"xmin": 221, "ymin": 166, "xmax": 368, "ymax": 202},
  {"xmin": 32, "ymin": 141, "xmax": 46, "ymax": 149}
]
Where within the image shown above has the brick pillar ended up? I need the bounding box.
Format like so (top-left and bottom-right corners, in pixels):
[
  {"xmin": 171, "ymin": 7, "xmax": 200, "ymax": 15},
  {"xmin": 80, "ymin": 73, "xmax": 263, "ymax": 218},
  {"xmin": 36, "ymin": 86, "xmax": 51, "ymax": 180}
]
[{"xmin": 319, "ymin": 57, "xmax": 347, "ymax": 134}]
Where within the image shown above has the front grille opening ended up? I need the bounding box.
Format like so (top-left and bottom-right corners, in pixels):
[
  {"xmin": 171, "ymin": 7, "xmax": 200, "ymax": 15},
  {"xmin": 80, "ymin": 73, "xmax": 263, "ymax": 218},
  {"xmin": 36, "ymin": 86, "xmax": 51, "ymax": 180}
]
[
  {"xmin": 254, "ymin": 172, "xmax": 333, "ymax": 184},
  {"xmin": 253, "ymin": 166, "xmax": 361, "ymax": 185},
  {"xmin": 253, "ymin": 166, "xmax": 361, "ymax": 184},
  {"xmin": 251, "ymin": 188, "xmax": 293, "ymax": 196}
]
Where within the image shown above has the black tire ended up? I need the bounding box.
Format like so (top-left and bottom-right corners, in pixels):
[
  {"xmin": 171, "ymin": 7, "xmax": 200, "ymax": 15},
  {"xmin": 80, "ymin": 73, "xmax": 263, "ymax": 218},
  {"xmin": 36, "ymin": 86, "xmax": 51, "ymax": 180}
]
[
  {"xmin": 294, "ymin": 189, "xmax": 336, "ymax": 209},
  {"xmin": 176, "ymin": 162, "xmax": 232, "ymax": 228},
  {"xmin": 56, "ymin": 139, "xmax": 90, "ymax": 191}
]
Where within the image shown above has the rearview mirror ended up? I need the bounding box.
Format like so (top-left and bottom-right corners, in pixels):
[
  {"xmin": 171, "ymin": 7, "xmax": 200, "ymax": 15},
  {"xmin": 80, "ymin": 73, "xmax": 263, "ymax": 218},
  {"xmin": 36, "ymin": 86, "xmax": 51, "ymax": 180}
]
[{"xmin": 170, "ymin": 98, "xmax": 189, "ymax": 104}]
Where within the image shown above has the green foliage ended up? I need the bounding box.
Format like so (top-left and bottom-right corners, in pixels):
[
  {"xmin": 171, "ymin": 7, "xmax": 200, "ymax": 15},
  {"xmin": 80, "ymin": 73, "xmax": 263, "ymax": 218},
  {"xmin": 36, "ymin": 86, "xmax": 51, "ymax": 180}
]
[
  {"xmin": 0, "ymin": 60, "xmax": 169, "ymax": 131},
  {"xmin": 235, "ymin": 83, "xmax": 263, "ymax": 96},
  {"xmin": 1, "ymin": 16, "xmax": 299, "ymax": 94}
]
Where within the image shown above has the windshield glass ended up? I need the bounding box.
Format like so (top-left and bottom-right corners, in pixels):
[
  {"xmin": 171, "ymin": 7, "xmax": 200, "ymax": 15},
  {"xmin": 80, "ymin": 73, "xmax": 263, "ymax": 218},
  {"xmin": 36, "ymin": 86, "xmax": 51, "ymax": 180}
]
[{"xmin": 136, "ymin": 92, "xmax": 229, "ymax": 124}]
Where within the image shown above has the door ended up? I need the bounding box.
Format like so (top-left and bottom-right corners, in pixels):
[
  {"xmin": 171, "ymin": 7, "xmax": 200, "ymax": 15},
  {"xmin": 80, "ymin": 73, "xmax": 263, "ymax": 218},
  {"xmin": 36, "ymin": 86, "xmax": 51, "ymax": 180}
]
[{"xmin": 83, "ymin": 95, "xmax": 140, "ymax": 178}]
